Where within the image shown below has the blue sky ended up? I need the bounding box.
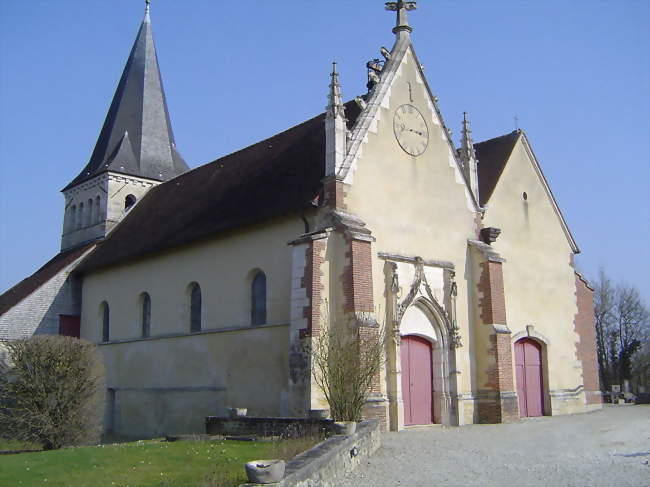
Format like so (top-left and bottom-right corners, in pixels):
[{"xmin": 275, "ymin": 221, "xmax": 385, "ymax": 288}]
[{"xmin": 0, "ymin": 0, "xmax": 648, "ymax": 302}]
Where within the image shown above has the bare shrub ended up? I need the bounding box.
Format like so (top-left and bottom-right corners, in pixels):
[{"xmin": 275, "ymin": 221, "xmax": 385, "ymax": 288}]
[
  {"xmin": 0, "ymin": 335, "xmax": 105, "ymax": 450},
  {"xmin": 311, "ymin": 313, "xmax": 385, "ymax": 422}
]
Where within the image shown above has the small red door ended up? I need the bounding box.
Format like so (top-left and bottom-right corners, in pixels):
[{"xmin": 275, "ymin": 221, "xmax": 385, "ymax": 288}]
[
  {"xmin": 515, "ymin": 338, "xmax": 544, "ymax": 417},
  {"xmin": 59, "ymin": 315, "xmax": 80, "ymax": 338},
  {"xmin": 400, "ymin": 335, "xmax": 434, "ymax": 425}
]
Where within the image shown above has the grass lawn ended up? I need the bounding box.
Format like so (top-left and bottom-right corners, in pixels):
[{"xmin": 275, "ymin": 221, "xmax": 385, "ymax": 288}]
[{"xmin": 0, "ymin": 437, "xmax": 294, "ymax": 487}]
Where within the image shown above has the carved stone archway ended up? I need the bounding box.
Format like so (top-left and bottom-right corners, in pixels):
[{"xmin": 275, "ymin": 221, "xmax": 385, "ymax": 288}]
[{"xmin": 384, "ymin": 258, "xmax": 460, "ymax": 430}]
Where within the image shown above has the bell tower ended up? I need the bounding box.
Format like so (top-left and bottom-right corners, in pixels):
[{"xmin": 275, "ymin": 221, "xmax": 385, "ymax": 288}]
[{"xmin": 60, "ymin": 1, "xmax": 189, "ymax": 251}]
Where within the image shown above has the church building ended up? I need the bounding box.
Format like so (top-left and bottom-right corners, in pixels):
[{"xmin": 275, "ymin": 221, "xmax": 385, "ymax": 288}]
[{"xmin": 0, "ymin": 1, "xmax": 601, "ymax": 436}]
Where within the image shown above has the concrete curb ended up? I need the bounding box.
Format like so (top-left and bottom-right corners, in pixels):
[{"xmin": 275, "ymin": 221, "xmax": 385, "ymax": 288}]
[{"xmin": 240, "ymin": 420, "xmax": 381, "ymax": 487}]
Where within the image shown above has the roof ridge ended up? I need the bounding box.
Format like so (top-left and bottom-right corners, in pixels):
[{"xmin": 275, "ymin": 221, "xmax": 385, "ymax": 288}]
[{"xmin": 474, "ymin": 129, "xmax": 520, "ymax": 147}]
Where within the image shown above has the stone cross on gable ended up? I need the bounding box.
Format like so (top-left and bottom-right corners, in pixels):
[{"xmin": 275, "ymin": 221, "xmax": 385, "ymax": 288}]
[{"xmin": 385, "ymin": 0, "xmax": 417, "ymax": 33}]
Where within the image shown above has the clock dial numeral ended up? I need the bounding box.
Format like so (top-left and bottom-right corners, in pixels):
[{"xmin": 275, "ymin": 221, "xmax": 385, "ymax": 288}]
[{"xmin": 393, "ymin": 104, "xmax": 429, "ymax": 156}]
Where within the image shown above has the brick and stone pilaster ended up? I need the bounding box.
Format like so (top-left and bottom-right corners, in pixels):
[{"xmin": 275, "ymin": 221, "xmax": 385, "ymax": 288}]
[
  {"xmin": 287, "ymin": 231, "xmax": 328, "ymax": 416},
  {"xmin": 322, "ymin": 176, "xmax": 347, "ymax": 211},
  {"xmin": 469, "ymin": 239, "xmax": 519, "ymax": 423},
  {"xmin": 573, "ymin": 272, "xmax": 602, "ymax": 406},
  {"xmin": 339, "ymin": 230, "xmax": 387, "ymax": 427}
]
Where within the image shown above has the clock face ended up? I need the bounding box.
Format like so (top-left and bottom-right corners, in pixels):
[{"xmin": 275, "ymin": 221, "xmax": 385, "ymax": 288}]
[{"xmin": 393, "ymin": 104, "xmax": 429, "ymax": 156}]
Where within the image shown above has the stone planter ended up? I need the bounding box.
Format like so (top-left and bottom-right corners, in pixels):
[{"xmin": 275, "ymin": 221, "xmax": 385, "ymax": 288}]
[
  {"xmin": 308, "ymin": 409, "xmax": 330, "ymax": 420},
  {"xmin": 245, "ymin": 459, "xmax": 286, "ymax": 484},
  {"xmin": 227, "ymin": 407, "xmax": 248, "ymax": 418},
  {"xmin": 333, "ymin": 421, "xmax": 357, "ymax": 435}
]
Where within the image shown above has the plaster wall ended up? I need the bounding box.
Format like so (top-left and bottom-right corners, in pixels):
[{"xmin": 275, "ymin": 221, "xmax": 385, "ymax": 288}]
[
  {"xmin": 80, "ymin": 217, "xmax": 303, "ymax": 342},
  {"xmin": 80, "ymin": 217, "xmax": 303, "ymax": 435},
  {"xmin": 483, "ymin": 139, "xmax": 585, "ymax": 413},
  {"xmin": 99, "ymin": 324, "xmax": 289, "ymax": 436},
  {"xmin": 343, "ymin": 48, "xmax": 477, "ymax": 399}
]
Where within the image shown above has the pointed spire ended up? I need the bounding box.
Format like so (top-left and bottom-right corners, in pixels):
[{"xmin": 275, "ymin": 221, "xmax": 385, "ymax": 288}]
[
  {"xmin": 385, "ymin": 1, "xmax": 417, "ymax": 35},
  {"xmin": 63, "ymin": 3, "xmax": 188, "ymax": 191},
  {"xmin": 326, "ymin": 62, "xmax": 346, "ymax": 120},
  {"xmin": 460, "ymin": 112, "xmax": 476, "ymax": 163},
  {"xmin": 459, "ymin": 112, "xmax": 480, "ymax": 203},
  {"xmin": 325, "ymin": 62, "xmax": 348, "ymax": 177},
  {"xmin": 144, "ymin": 0, "xmax": 151, "ymax": 22}
]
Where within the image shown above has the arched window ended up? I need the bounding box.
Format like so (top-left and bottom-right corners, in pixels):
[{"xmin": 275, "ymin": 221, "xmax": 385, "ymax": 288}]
[
  {"xmin": 78, "ymin": 202, "xmax": 84, "ymax": 229},
  {"xmin": 251, "ymin": 271, "xmax": 267, "ymax": 326},
  {"xmin": 95, "ymin": 196, "xmax": 101, "ymax": 223},
  {"xmin": 141, "ymin": 292, "xmax": 151, "ymax": 338},
  {"xmin": 125, "ymin": 194, "xmax": 137, "ymax": 210},
  {"xmin": 87, "ymin": 198, "xmax": 93, "ymax": 226},
  {"xmin": 69, "ymin": 205, "xmax": 76, "ymax": 232},
  {"xmin": 190, "ymin": 283, "xmax": 202, "ymax": 332},
  {"xmin": 101, "ymin": 301, "xmax": 110, "ymax": 342}
]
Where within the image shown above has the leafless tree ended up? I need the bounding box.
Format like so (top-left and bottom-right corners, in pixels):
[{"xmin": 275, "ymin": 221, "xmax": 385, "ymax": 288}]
[
  {"xmin": 0, "ymin": 335, "xmax": 105, "ymax": 450},
  {"xmin": 594, "ymin": 268, "xmax": 615, "ymax": 387},
  {"xmin": 311, "ymin": 313, "xmax": 385, "ymax": 422},
  {"xmin": 593, "ymin": 268, "xmax": 649, "ymax": 390}
]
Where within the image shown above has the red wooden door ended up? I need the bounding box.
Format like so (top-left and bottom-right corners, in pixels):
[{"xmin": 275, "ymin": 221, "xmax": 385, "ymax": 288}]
[
  {"xmin": 59, "ymin": 315, "xmax": 80, "ymax": 338},
  {"xmin": 400, "ymin": 335, "xmax": 434, "ymax": 425},
  {"xmin": 515, "ymin": 338, "xmax": 544, "ymax": 417}
]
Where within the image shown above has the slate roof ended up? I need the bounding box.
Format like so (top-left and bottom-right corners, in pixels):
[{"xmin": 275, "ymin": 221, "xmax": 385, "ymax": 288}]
[
  {"xmin": 76, "ymin": 102, "xmax": 361, "ymax": 273},
  {"xmin": 474, "ymin": 130, "xmax": 520, "ymax": 206},
  {"xmin": 63, "ymin": 9, "xmax": 188, "ymax": 192},
  {"xmin": 0, "ymin": 243, "xmax": 94, "ymax": 315}
]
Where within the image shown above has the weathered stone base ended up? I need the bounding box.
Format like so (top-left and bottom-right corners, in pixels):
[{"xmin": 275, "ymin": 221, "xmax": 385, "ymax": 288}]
[
  {"xmin": 362, "ymin": 395, "xmax": 388, "ymax": 431},
  {"xmin": 584, "ymin": 389, "xmax": 603, "ymax": 405},
  {"xmin": 476, "ymin": 391, "xmax": 519, "ymax": 423},
  {"xmin": 550, "ymin": 390, "xmax": 588, "ymax": 416}
]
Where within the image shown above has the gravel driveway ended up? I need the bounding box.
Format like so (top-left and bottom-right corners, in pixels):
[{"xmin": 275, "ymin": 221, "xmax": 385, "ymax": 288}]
[{"xmin": 340, "ymin": 405, "xmax": 649, "ymax": 487}]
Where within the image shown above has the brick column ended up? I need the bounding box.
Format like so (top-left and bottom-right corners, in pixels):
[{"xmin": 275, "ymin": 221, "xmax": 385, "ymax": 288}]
[
  {"xmin": 470, "ymin": 240, "xmax": 518, "ymax": 423},
  {"xmin": 573, "ymin": 272, "xmax": 602, "ymax": 406},
  {"xmin": 339, "ymin": 232, "xmax": 387, "ymax": 427},
  {"xmin": 322, "ymin": 176, "xmax": 347, "ymax": 211}
]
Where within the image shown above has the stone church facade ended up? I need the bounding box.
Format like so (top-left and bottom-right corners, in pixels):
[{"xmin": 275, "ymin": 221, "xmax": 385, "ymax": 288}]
[{"xmin": 0, "ymin": 1, "xmax": 601, "ymax": 436}]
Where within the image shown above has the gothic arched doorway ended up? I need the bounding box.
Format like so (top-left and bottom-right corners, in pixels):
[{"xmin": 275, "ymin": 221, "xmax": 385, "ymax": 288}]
[
  {"xmin": 514, "ymin": 338, "xmax": 544, "ymax": 417},
  {"xmin": 397, "ymin": 302, "xmax": 453, "ymax": 426},
  {"xmin": 400, "ymin": 335, "xmax": 433, "ymax": 425}
]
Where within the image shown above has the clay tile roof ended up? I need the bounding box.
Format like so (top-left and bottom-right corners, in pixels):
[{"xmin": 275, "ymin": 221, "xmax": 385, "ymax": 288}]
[
  {"xmin": 77, "ymin": 101, "xmax": 361, "ymax": 273},
  {"xmin": 0, "ymin": 243, "xmax": 95, "ymax": 315},
  {"xmin": 474, "ymin": 130, "xmax": 520, "ymax": 206}
]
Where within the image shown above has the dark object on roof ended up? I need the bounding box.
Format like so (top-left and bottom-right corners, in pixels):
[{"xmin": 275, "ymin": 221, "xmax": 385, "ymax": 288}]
[
  {"xmin": 63, "ymin": 9, "xmax": 188, "ymax": 192},
  {"xmin": 77, "ymin": 102, "xmax": 361, "ymax": 273},
  {"xmin": 474, "ymin": 130, "xmax": 520, "ymax": 206},
  {"xmin": 0, "ymin": 243, "xmax": 94, "ymax": 315}
]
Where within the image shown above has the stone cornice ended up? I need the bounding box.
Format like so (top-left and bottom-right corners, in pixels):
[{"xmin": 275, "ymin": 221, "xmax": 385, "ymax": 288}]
[
  {"xmin": 467, "ymin": 239, "xmax": 506, "ymax": 263},
  {"xmin": 377, "ymin": 252, "xmax": 454, "ymax": 270}
]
